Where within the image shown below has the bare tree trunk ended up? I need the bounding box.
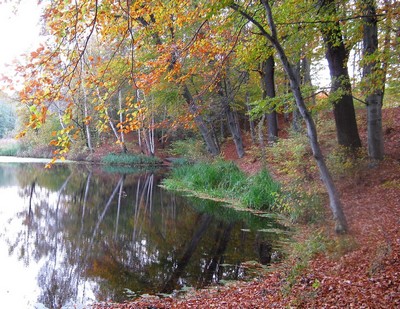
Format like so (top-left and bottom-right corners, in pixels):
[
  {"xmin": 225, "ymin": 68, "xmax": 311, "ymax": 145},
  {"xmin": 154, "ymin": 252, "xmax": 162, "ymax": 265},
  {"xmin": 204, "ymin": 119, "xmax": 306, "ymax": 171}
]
[
  {"xmin": 96, "ymin": 88, "xmax": 127, "ymax": 153},
  {"xmin": 258, "ymin": 114, "xmax": 266, "ymax": 163},
  {"xmin": 318, "ymin": 0, "xmax": 362, "ymax": 149},
  {"xmin": 80, "ymin": 60, "xmax": 93, "ymax": 154},
  {"xmin": 244, "ymin": 70, "xmax": 257, "ymax": 144},
  {"xmin": 246, "ymin": 102, "xmax": 257, "ymax": 144},
  {"xmin": 261, "ymin": 56, "xmax": 278, "ymax": 142},
  {"xmin": 82, "ymin": 88, "xmax": 93, "ymax": 154},
  {"xmin": 118, "ymin": 89, "xmax": 126, "ymax": 148},
  {"xmin": 182, "ymin": 84, "xmax": 220, "ymax": 156},
  {"xmin": 137, "ymin": 96, "xmax": 155, "ymax": 156},
  {"xmin": 226, "ymin": 105, "xmax": 245, "ymax": 158},
  {"xmin": 160, "ymin": 104, "xmax": 167, "ymax": 148},
  {"xmin": 362, "ymin": 0, "xmax": 384, "ymax": 160},
  {"xmin": 105, "ymin": 107, "xmax": 128, "ymax": 153},
  {"xmin": 218, "ymin": 76, "xmax": 245, "ymax": 158}
]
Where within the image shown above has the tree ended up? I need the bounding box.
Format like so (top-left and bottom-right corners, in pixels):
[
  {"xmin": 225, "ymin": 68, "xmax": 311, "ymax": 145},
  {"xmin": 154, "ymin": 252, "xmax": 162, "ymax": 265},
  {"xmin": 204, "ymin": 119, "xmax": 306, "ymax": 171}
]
[
  {"xmin": 318, "ymin": 0, "xmax": 362, "ymax": 149},
  {"xmin": 261, "ymin": 56, "xmax": 278, "ymax": 143},
  {"xmin": 230, "ymin": 1, "xmax": 348, "ymax": 233},
  {"xmin": 361, "ymin": 0, "xmax": 384, "ymax": 160},
  {"xmin": 217, "ymin": 66, "xmax": 246, "ymax": 158}
]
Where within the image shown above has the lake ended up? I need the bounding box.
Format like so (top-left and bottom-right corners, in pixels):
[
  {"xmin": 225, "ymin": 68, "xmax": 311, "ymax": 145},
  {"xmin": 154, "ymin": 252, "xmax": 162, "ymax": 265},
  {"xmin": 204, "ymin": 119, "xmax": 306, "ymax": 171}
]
[{"xmin": 0, "ymin": 161, "xmax": 287, "ymax": 308}]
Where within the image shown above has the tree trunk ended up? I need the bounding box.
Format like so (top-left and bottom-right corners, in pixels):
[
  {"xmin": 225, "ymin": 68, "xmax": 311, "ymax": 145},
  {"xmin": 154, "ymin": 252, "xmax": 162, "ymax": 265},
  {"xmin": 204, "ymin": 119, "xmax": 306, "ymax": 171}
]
[
  {"xmin": 362, "ymin": 0, "xmax": 384, "ymax": 160},
  {"xmin": 319, "ymin": 0, "xmax": 362, "ymax": 149},
  {"xmin": 96, "ymin": 88, "xmax": 127, "ymax": 153},
  {"xmin": 292, "ymin": 61, "xmax": 303, "ymax": 132},
  {"xmin": 118, "ymin": 89, "xmax": 126, "ymax": 149},
  {"xmin": 246, "ymin": 102, "xmax": 257, "ymax": 144},
  {"xmin": 258, "ymin": 114, "xmax": 266, "ymax": 163},
  {"xmin": 225, "ymin": 105, "xmax": 245, "ymax": 158},
  {"xmin": 261, "ymin": 56, "xmax": 278, "ymax": 142},
  {"xmin": 218, "ymin": 76, "xmax": 245, "ymax": 158},
  {"xmin": 105, "ymin": 107, "xmax": 128, "ymax": 153},
  {"xmin": 278, "ymin": 49, "xmax": 348, "ymax": 233},
  {"xmin": 82, "ymin": 82, "xmax": 93, "ymax": 154},
  {"xmin": 182, "ymin": 84, "xmax": 220, "ymax": 156}
]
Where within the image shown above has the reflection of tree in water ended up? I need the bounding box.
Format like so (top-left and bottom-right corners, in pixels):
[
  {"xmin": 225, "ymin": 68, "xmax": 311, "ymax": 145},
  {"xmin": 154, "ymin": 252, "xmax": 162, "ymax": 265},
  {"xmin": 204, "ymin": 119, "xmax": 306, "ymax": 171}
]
[
  {"xmin": 37, "ymin": 263, "xmax": 77, "ymax": 309},
  {"xmin": 5, "ymin": 166, "xmax": 92, "ymax": 308},
  {"xmin": 2, "ymin": 164, "xmax": 282, "ymax": 306}
]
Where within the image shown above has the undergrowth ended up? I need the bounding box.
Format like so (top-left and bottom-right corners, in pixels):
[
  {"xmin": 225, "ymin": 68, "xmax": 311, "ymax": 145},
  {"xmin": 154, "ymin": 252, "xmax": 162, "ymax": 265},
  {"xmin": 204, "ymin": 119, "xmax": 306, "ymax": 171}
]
[
  {"xmin": 267, "ymin": 127, "xmax": 366, "ymax": 224},
  {"xmin": 268, "ymin": 131, "xmax": 325, "ymax": 224},
  {"xmin": 168, "ymin": 138, "xmax": 209, "ymax": 161}
]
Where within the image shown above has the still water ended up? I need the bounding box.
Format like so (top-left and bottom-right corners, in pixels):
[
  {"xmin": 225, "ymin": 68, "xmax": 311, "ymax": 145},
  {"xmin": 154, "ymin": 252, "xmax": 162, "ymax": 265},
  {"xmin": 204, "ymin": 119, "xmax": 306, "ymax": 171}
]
[{"xmin": 0, "ymin": 161, "xmax": 286, "ymax": 308}]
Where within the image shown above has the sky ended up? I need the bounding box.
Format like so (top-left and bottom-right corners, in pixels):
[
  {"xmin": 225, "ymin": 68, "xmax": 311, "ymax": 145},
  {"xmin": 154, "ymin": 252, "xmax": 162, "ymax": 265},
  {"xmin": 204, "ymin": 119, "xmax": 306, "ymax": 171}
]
[{"xmin": 0, "ymin": 0, "xmax": 42, "ymax": 75}]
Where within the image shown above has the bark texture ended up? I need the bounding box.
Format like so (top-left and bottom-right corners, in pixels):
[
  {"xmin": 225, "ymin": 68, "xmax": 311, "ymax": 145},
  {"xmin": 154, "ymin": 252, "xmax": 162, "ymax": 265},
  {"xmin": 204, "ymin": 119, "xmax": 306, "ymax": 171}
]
[
  {"xmin": 261, "ymin": 56, "xmax": 278, "ymax": 142},
  {"xmin": 362, "ymin": 0, "xmax": 384, "ymax": 160},
  {"xmin": 319, "ymin": 0, "xmax": 362, "ymax": 149},
  {"xmin": 182, "ymin": 85, "xmax": 220, "ymax": 156},
  {"xmin": 218, "ymin": 76, "xmax": 245, "ymax": 158}
]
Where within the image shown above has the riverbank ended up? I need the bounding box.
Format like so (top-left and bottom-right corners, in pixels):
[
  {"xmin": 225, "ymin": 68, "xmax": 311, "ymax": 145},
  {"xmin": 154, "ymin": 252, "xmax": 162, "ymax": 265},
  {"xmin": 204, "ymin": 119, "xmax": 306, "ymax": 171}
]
[{"xmin": 93, "ymin": 107, "xmax": 400, "ymax": 308}]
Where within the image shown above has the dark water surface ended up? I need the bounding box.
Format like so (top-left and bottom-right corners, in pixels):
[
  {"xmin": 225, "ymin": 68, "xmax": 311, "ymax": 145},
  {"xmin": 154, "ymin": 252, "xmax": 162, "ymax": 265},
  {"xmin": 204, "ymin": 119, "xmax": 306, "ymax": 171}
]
[{"xmin": 0, "ymin": 162, "xmax": 287, "ymax": 308}]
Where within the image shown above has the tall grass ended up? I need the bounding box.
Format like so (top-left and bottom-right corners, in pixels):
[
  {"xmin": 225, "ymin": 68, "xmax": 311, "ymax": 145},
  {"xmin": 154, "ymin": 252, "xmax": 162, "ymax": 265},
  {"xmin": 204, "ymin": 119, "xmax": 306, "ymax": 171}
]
[
  {"xmin": 163, "ymin": 160, "xmax": 280, "ymax": 211},
  {"xmin": 101, "ymin": 153, "xmax": 162, "ymax": 166},
  {"xmin": 241, "ymin": 169, "xmax": 281, "ymax": 210}
]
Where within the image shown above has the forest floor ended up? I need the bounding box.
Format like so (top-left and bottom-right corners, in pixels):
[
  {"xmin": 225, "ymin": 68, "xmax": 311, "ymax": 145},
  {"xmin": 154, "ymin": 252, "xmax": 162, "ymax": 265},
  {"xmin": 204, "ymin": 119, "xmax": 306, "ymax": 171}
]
[{"xmin": 94, "ymin": 107, "xmax": 400, "ymax": 308}]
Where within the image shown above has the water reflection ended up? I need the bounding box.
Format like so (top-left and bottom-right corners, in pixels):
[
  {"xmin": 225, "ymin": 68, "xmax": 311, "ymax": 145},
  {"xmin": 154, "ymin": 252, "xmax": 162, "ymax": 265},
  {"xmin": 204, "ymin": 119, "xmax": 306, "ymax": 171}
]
[{"xmin": 0, "ymin": 163, "xmax": 286, "ymax": 308}]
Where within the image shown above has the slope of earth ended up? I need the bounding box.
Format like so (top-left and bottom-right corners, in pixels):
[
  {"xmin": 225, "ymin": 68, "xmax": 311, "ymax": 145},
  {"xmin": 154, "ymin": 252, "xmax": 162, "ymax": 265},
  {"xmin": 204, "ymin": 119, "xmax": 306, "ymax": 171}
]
[{"xmin": 94, "ymin": 107, "xmax": 400, "ymax": 308}]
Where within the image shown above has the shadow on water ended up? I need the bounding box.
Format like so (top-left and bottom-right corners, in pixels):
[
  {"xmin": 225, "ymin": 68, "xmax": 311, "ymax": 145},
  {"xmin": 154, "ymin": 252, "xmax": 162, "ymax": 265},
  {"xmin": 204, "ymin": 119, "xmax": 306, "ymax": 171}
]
[{"xmin": 0, "ymin": 163, "xmax": 289, "ymax": 308}]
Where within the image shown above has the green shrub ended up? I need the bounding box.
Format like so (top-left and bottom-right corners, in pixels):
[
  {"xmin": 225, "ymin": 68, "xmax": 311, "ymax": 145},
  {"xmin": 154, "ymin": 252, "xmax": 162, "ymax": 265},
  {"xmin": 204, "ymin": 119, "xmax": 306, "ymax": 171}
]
[
  {"xmin": 326, "ymin": 146, "xmax": 367, "ymax": 178},
  {"xmin": 101, "ymin": 153, "xmax": 162, "ymax": 165},
  {"xmin": 270, "ymin": 131, "xmax": 314, "ymax": 182},
  {"xmin": 273, "ymin": 188, "xmax": 324, "ymax": 224},
  {"xmin": 268, "ymin": 131, "xmax": 325, "ymax": 224},
  {"xmin": 168, "ymin": 138, "xmax": 209, "ymax": 161}
]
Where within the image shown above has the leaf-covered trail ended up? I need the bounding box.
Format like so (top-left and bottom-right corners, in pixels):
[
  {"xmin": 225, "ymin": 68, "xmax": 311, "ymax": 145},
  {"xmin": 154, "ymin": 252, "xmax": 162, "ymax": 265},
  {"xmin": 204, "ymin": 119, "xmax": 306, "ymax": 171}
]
[
  {"xmin": 94, "ymin": 108, "xmax": 400, "ymax": 308},
  {"xmin": 295, "ymin": 155, "xmax": 400, "ymax": 308}
]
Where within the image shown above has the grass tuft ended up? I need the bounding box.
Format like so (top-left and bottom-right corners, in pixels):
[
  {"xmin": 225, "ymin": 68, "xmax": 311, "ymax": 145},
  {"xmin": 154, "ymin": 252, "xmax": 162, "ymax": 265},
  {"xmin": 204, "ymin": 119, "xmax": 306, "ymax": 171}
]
[
  {"xmin": 163, "ymin": 160, "xmax": 280, "ymax": 211},
  {"xmin": 101, "ymin": 153, "xmax": 162, "ymax": 166}
]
